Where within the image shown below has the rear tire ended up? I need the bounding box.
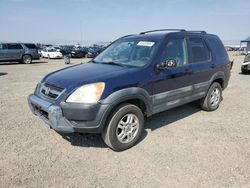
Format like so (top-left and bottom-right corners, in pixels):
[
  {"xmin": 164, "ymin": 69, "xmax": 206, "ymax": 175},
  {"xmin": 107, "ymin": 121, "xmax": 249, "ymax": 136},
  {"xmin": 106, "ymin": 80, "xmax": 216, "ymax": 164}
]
[
  {"xmin": 200, "ymin": 82, "xmax": 222, "ymax": 111},
  {"xmin": 22, "ymin": 55, "xmax": 32, "ymax": 64},
  {"xmin": 102, "ymin": 103, "xmax": 144, "ymax": 151}
]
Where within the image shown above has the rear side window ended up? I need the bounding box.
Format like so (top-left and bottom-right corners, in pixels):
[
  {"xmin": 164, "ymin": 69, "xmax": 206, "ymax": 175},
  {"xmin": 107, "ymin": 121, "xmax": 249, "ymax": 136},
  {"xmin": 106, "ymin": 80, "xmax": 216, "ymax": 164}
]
[
  {"xmin": 189, "ymin": 38, "xmax": 211, "ymax": 63},
  {"xmin": 7, "ymin": 44, "xmax": 23, "ymax": 49},
  {"xmin": 24, "ymin": 43, "xmax": 37, "ymax": 49}
]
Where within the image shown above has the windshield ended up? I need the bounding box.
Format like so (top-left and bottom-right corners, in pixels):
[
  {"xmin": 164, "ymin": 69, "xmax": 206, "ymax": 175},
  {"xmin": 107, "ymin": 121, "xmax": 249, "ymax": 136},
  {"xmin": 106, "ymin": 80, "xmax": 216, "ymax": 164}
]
[
  {"xmin": 94, "ymin": 39, "xmax": 159, "ymax": 67},
  {"xmin": 244, "ymin": 54, "xmax": 250, "ymax": 62}
]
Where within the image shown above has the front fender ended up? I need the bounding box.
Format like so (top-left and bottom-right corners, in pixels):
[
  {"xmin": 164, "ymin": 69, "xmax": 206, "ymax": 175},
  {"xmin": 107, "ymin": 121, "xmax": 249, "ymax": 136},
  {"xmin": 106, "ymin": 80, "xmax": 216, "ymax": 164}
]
[{"xmin": 100, "ymin": 87, "xmax": 153, "ymax": 116}]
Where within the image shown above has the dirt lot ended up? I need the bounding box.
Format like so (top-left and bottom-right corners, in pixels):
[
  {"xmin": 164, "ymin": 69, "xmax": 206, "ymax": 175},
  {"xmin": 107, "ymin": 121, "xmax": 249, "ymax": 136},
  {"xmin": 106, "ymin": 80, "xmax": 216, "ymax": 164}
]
[{"xmin": 0, "ymin": 53, "xmax": 250, "ymax": 188}]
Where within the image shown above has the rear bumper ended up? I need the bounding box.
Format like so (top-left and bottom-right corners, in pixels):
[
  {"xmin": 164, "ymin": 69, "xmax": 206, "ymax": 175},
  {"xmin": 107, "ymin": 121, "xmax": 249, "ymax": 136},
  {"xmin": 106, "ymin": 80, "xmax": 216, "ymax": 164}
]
[{"xmin": 28, "ymin": 94, "xmax": 110, "ymax": 133}]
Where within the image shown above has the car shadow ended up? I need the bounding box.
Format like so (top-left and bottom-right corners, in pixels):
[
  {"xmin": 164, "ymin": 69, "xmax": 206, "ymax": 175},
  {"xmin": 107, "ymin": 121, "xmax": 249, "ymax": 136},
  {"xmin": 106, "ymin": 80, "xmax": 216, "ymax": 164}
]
[
  {"xmin": 145, "ymin": 102, "xmax": 200, "ymax": 131},
  {"xmin": 239, "ymin": 72, "xmax": 250, "ymax": 75},
  {"xmin": 60, "ymin": 102, "xmax": 201, "ymax": 149},
  {"xmin": 61, "ymin": 133, "xmax": 107, "ymax": 148},
  {"xmin": 0, "ymin": 72, "xmax": 8, "ymax": 76}
]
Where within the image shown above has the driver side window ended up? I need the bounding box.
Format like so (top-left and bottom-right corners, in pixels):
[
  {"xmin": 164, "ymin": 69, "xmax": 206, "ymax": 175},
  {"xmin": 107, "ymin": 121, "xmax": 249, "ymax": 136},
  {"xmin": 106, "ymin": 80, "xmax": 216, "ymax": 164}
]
[{"xmin": 161, "ymin": 38, "xmax": 188, "ymax": 67}]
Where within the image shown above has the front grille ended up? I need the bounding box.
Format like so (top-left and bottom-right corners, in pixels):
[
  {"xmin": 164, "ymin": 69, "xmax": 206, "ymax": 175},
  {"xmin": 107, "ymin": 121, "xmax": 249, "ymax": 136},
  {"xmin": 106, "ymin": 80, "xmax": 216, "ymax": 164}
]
[{"xmin": 40, "ymin": 83, "xmax": 64, "ymax": 100}]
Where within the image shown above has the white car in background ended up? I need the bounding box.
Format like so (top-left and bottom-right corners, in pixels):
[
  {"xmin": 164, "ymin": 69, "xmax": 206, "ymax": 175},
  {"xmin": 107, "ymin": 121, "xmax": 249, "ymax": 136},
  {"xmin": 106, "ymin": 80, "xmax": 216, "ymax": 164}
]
[
  {"xmin": 41, "ymin": 47, "xmax": 63, "ymax": 59},
  {"xmin": 241, "ymin": 52, "xmax": 250, "ymax": 74}
]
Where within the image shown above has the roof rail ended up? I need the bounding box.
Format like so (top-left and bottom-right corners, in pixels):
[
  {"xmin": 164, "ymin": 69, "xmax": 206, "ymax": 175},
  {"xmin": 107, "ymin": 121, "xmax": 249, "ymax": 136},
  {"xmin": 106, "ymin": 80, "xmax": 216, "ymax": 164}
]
[
  {"xmin": 186, "ymin": 30, "xmax": 207, "ymax": 34},
  {"xmin": 140, "ymin": 29, "xmax": 186, "ymax": 34}
]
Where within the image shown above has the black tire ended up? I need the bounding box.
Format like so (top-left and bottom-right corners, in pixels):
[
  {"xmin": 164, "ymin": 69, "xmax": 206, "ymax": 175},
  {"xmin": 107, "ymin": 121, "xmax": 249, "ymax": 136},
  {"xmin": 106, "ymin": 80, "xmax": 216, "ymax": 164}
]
[
  {"xmin": 200, "ymin": 82, "xmax": 222, "ymax": 111},
  {"xmin": 102, "ymin": 103, "xmax": 144, "ymax": 151},
  {"xmin": 241, "ymin": 68, "xmax": 247, "ymax": 74},
  {"xmin": 22, "ymin": 54, "xmax": 32, "ymax": 64}
]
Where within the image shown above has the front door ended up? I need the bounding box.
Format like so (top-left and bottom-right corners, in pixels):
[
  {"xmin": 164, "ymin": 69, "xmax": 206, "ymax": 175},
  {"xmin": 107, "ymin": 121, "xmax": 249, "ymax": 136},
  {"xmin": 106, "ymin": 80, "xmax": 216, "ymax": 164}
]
[
  {"xmin": 152, "ymin": 36, "xmax": 194, "ymax": 113},
  {"xmin": 6, "ymin": 44, "xmax": 24, "ymax": 60},
  {"xmin": 0, "ymin": 43, "xmax": 8, "ymax": 60}
]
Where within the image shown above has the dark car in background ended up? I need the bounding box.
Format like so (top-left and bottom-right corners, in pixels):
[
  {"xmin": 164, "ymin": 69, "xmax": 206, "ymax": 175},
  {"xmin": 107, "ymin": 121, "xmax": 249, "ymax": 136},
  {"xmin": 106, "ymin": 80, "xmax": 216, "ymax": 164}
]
[
  {"xmin": 59, "ymin": 45, "xmax": 74, "ymax": 55},
  {"xmin": 0, "ymin": 43, "xmax": 39, "ymax": 64},
  {"xmin": 70, "ymin": 47, "xmax": 88, "ymax": 58},
  {"xmin": 87, "ymin": 48, "xmax": 99, "ymax": 58},
  {"xmin": 241, "ymin": 53, "xmax": 250, "ymax": 74}
]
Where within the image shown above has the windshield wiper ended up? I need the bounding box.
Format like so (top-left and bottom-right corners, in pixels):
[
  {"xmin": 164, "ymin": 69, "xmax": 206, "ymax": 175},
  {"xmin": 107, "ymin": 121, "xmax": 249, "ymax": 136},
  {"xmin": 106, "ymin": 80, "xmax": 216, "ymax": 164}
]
[{"xmin": 100, "ymin": 61, "xmax": 125, "ymax": 67}]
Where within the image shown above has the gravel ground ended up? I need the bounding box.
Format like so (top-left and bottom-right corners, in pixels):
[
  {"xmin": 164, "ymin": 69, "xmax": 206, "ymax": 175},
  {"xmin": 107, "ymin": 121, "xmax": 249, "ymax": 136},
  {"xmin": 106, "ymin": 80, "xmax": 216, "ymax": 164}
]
[{"xmin": 0, "ymin": 53, "xmax": 250, "ymax": 188}]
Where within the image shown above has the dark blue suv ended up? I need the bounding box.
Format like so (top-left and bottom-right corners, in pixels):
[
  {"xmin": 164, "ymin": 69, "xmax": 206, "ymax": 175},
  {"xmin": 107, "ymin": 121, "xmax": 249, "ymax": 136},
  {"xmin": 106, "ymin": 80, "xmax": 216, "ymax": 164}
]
[{"xmin": 28, "ymin": 29, "xmax": 232, "ymax": 151}]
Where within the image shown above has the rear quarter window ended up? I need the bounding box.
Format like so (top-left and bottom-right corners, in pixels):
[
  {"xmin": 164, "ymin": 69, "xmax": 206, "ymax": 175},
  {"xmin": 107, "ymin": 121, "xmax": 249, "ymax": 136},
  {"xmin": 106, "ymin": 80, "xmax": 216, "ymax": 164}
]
[
  {"xmin": 206, "ymin": 36, "xmax": 229, "ymax": 63},
  {"xmin": 189, "ymin": 38, "xmax": 211, "ymax": 63},
  {"xmin": 24, "ymin": 44, "xmax": 37, "ymax": 49},
  {"xmin": 7, "ymin": 44, "xmax": 23, "ymax": 49}
]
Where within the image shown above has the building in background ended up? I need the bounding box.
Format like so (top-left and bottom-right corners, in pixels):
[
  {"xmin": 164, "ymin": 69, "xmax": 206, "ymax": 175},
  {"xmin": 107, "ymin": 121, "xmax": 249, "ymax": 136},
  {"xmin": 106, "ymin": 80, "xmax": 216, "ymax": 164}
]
[{"xmin": 240, "ymin": 36, "xmax": 250, "ymax": 53}]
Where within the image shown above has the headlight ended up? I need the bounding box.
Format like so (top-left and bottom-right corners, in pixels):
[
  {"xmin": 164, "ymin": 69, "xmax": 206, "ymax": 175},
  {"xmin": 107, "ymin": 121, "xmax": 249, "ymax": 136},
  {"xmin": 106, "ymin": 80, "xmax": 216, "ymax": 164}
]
[
  {"xmin": 66, "ymin": 82, "xmax": 105, "ymax": 103},
  {"xmin": 71, "ymin": 51, "xmax": 75, "ymax": 54}
]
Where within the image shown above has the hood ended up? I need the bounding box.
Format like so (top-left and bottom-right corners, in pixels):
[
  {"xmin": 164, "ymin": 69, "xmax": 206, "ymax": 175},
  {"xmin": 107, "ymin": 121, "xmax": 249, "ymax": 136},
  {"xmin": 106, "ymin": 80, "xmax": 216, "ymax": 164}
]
[{"xmin": 43, "ymin": 63, "xmax": 135, "ymax": 90}]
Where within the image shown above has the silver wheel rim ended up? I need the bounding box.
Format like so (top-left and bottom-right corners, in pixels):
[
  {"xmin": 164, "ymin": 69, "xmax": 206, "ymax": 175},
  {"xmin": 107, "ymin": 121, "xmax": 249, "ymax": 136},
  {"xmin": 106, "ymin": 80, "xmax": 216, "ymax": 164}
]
[
  {"xmin": 116, "ymin": 113, "xmax": 139, "ymax": 144},
  {"xmin": 24, "ymin": 56, "xmax": 31, "ymax": 64},
  {"xmin": 210, "ymin": 88, "xmax": 220, "ymax": 107}
]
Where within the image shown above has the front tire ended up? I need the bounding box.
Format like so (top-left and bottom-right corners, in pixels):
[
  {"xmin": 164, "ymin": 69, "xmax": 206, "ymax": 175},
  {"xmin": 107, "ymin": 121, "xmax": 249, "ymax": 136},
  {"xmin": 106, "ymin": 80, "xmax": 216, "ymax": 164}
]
[
  {"xmin": 200, "ymin": 82, "xmax": 222, "ymax": 111},
  {"xmin": 241, "ymin": 68, "xmax": 247, "ymax": 74},
  {"xmin": 102, "ymin": 103, "xmax": 144, "ymax": 151},
  {"xmin": 22, "ymin": 55, "xmax": 32, "ymax": 64}
]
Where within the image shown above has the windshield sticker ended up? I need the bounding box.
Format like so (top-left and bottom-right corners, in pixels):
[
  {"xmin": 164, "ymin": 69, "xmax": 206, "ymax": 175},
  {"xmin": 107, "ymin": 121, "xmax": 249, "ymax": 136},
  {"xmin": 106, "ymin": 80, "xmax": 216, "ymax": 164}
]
[
  {"xmin": 102, "ymin": 58, "xmax": 113, "ymax": 62},
  {"xmin": 137, "ymin": 41, "xmax": 155, "ymax": 47}
]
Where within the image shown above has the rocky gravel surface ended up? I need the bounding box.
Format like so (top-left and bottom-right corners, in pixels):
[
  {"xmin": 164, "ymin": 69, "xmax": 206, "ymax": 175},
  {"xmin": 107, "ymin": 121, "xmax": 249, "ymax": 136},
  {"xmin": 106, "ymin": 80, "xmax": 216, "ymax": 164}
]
[{"xmin": 0, "ymin": 53, "xmax": 250, "ymax": 187}]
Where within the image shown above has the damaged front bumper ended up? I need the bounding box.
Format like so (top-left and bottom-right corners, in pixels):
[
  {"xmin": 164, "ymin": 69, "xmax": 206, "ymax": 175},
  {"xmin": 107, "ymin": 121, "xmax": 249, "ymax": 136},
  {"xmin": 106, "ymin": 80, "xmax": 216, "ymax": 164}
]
[{"xmin": 28, "ymin": 94, "xmax": 109, "ymax": 133}]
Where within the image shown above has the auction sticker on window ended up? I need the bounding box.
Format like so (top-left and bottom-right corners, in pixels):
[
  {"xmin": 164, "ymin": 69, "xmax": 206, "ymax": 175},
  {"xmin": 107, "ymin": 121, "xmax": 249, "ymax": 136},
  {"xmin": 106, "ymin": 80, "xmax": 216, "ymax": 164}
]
[{"xmin": 137, "ymin": 41, "xmax": 155, "ymax": 47}]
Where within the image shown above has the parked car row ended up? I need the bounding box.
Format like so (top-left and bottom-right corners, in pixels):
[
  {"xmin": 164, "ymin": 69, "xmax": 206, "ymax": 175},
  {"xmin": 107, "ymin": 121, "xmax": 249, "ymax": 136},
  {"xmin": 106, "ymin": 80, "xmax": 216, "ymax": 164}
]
[
  {"xmin": 39, "ymin": 45, "xmax": 106, "ymax": 59},
  {"xmin": 225, "ymin": 46, "xmax": 246, "ymax": 52}
]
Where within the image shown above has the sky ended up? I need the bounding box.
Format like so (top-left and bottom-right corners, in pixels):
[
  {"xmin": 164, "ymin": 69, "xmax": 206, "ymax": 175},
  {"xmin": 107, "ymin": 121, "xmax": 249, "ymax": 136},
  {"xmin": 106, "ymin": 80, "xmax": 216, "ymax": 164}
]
[{"xmin": 0, "ymin": 0, "xmax": 249, "ymax": 45}]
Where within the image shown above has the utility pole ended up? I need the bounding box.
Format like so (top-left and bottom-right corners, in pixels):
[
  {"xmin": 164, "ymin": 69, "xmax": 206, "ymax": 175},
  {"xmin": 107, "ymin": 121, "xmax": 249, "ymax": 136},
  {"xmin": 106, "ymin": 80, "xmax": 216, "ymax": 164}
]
[{"xmin": 80, "ymin": 20, "xmax": 83, "ymax": 64}]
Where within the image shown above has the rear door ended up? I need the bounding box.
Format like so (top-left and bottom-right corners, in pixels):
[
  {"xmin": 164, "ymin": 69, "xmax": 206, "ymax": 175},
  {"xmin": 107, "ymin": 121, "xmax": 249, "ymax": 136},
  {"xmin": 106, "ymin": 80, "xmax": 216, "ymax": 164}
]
[
  {"xmin": 187, "ymin": 37, "xmax": 214, "ymax": 97},
  {"xmin": 6, "ymin": 43, "xmax": 24, "ymax": 59},
  {"xmin": 152, "ymin": 36, "xmax": 194, "ymax": 113}
]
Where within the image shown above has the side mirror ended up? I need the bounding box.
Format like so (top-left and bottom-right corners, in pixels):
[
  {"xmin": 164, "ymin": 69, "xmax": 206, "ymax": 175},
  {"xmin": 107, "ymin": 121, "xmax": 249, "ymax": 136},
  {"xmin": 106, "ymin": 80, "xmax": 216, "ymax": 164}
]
[{"xmin": 155, "ymin": 59, "xmax": 177, "ymax": 71}]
